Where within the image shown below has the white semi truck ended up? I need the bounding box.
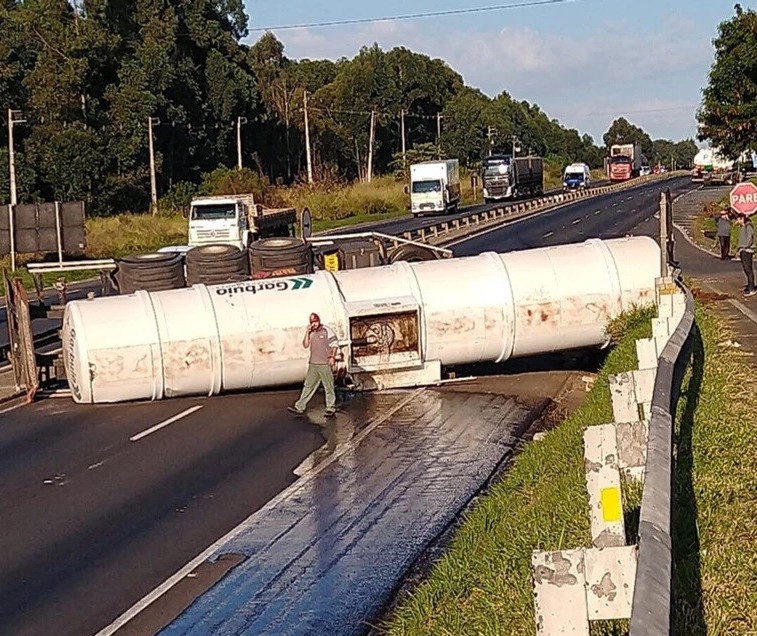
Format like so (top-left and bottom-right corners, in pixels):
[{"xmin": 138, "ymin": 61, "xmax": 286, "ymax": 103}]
[{"xmin": 408, "ymin": 160, "xmax": 461, "ymax": 216}]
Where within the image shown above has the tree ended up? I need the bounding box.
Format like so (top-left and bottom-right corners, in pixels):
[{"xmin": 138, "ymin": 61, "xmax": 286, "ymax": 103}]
[
  {"xmin": 603, "ymin": 117, "xmax": 653, "ymax": 157},
  {"xmin": 697, "ymin": 5, "xmax": 757, "ymax": 156}
]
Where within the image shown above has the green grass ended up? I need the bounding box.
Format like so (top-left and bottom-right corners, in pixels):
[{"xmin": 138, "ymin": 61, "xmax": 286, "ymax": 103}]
[
  {"xmin": 382, "ymin": 306, "xmax": 655, "ymax": 636},
  {"xmin": 381, "ymin": 302, "xmax": 757, "ymax": 635},
  {"xmin": 672, "ymin": 307, "xmax": 757, "ymax": 634}
]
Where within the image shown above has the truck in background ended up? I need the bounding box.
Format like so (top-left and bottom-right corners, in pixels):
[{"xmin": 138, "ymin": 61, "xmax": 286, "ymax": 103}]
[
  {"xmin": 482, "ymin": 155, "xmax": 544, "ymax": 203},
  {"xmin": 691, "ymin": 147, "xmax": 741, "ymax": 185},
  {"xmin": 408, "ymin": 160, "xmax": 461, "ymax": 216},
  {"xmin": 187, "ymin": 194, "xmax": 297, "ymax": 251},
  {"xmin": 608, "ymin": 143, "xmax": 642, "ymax": 182},
  {"xmin": 562, "ymin": 163, "xmax": 592, "ymax": 191}
]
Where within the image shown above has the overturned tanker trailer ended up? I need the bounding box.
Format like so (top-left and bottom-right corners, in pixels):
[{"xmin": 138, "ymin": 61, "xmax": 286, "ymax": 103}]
[{"xmin": 61, "ymin": 236, "xmax": 660, "ymax": 404}]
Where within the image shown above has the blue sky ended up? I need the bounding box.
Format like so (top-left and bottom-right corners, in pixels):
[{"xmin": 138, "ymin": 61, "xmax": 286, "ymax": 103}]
[{"xmin": 243, "ymin": 0, "xmax": 736, "ymax": 144}]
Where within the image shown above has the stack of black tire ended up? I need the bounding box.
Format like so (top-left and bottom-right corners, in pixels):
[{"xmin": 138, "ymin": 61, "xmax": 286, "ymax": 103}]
[
  {"xmin": 249, "ymin": 237, "xmax": 314, "ymax": 279},
  {"xmin": 186, "ymin": 244, "xmax": 250, "ymax": 286},
  {"xmin": 113, "ymin": 253, "xmax": 186, "ymax": 295}
]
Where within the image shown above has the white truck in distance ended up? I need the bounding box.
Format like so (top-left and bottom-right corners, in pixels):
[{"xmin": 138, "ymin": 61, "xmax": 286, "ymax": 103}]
[
  {"xmin": 187, "ymin": 194, "xmax": 297, "ymax": 250},
  {"xmin": 409, "ymin": 160, "xmax": 461, "ymax": 216}
]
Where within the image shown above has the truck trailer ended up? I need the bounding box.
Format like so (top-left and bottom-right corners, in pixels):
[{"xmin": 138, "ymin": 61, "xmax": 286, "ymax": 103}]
[
  {"xmin": 409, "ymin": 160, "xmax": 461, "ymax": 216},
  {"xmin": 482, "ymin": 155, "xmax": 544, "ymax": 203}
]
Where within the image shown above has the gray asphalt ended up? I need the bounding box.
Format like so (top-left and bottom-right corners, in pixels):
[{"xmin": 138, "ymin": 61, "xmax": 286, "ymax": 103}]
[
  {"xmin": 0, "ymin": 175, "xmax": 696, "ymax": 636},
  {"xmin": 451, "ymin": 177, "xmax": 693, "ymax": 256}
]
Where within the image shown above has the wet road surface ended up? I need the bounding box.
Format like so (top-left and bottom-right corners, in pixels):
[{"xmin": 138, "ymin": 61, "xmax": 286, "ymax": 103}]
[{"xmin": 139, "ymin": 386, "xmax": 549, "ymax": 635}]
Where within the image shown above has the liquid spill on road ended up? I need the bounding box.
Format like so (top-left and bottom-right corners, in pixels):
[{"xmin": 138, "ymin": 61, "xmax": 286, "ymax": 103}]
[{"xmin": 160, "ymin": 387, "xmax": 537, "ymax": 636}]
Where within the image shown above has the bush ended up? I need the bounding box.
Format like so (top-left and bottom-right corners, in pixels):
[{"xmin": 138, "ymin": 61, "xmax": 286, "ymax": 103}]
[
  {"xmin": 199, "ymin": 166, "xmax": 284, "ymax": 206},
  {"xmin": 158, "ymin": 181, "xmax": 198, "ymax": 215}
]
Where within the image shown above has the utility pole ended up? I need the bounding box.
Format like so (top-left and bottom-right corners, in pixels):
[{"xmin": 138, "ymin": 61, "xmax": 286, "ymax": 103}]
[
  {"xmin": 436, "ymin": 112, "xmax": 442, "ymax": 159},
  {"xmin": 236, "ymin": 116, "xmax": 247, "ymax": 170},
  {"xmin": 511, "ymin": 135, "xmax": 519, "ymax": 158},
  {"xmin": 367, "ymin": 109, "xmax": 376, "ymax": 183},
  {"xmin": 400, "ymin": 109, "xmax": 406, "ymax": 169},
  {"xmin": 303, "ymin": 90, "xmax": 313, "ymax": 185},
  {"xmin": 7, "ymin": 109, "xmax": 25, "ymax": 206},
  {"xmin": 7, "ymin": 109, "xmax": 25, "ymax": 272},
  {"xmin": 147, "ymin": 116, "xmax": 159, "ymax": 215}
]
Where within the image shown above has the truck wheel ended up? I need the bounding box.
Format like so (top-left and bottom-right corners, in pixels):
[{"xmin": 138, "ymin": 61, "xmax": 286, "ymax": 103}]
[
  {"xmin": 115, "ymin": 252, "xmax": 186, "ymax": 294},
  {"xmin": 186, "ymin": 243, "xmax": 250, "ymax": 285},
  {"xmin": 387, "ymin": 244, "xmax": 439, "ymax": 263},
  {"xmin": 249, "ymin": 237, "xmax": 313, "ymax": 275}
]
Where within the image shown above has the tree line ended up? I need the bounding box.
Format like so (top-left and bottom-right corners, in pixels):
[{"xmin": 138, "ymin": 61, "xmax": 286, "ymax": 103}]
[{"xmin": 1, "ymin": 1, "xmax": 697, "ymax": 215}]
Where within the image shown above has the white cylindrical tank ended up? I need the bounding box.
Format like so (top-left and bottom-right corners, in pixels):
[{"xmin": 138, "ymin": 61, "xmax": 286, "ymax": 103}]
[{"xmin": 62, "ymin": 236, "xmax": 661, "ymax": 404}]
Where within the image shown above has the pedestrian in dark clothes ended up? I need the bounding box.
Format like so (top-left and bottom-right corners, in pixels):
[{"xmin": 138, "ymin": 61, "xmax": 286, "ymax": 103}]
[
  {"xmin": 716, "ymin": 209, "xmax": 732, "ymax": 260},
  {"xmin": 736, "ymin": 214, "xmax": 756, "ymax": 297}
]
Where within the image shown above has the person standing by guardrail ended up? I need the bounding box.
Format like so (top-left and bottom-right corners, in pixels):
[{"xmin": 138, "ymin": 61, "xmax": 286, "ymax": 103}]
[
  {"xmin": 716, "ymin": 209, "xmax": 732, "ymax": 260},
  {"xmin": 288, "ymin": 312, "xmax": 339, "ymax": 417},
  {"xmin": 736, "ymin": 214, "xmax": 757, "ymax": 297}
]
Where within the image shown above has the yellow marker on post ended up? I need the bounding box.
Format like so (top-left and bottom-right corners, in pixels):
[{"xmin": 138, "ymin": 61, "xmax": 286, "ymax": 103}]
[{"xmin": 600, "ymin": 487, "xmax": 623, "ymax": 523}]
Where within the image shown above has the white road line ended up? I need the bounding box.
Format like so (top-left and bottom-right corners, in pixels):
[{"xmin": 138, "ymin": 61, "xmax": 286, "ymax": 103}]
[
  {"xmin": 95, "ymin": 388, "xmax": 424, "ymax": 636},
  {"xmin": 543, "ymin": 231, "xmax": 554, "ymax": 238},
  {"xmin": 572, "ymin": 218, "xmax": 581, "ymax": 225},
  {"xmin": 129, "ymin": 406, "xmax": 203, "ymax": 442}
]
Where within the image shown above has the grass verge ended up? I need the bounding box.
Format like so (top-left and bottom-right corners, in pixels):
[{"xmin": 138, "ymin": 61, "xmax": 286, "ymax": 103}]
[
  {"xmin": 382, "ymin": 303, "xmax": 757, "ymax": 635},
  {"xmin": 671, "ymin": 306, "xmax": 757, "ymax": 634},
  {"xmin": 382, "ymin": 306, "xmax": 655, "ymax": 636}
]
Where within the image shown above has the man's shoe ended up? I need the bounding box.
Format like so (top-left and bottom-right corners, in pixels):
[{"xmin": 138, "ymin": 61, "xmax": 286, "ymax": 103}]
[
  {"xmin": 744, "ymin": 289, "xmax": 757, "ymax": 298},
  {"xmin": 288, "ymin": 406, "xmax": 305, "ymax": 415},
  {"xmin": 324, "ymin": 409, "xmax": 336, "ymax": 418}
]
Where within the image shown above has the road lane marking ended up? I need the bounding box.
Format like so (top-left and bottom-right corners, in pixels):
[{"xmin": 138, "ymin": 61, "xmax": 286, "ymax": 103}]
[
  {"xmin": 95, "ymin": 388, "xmax": 424, "ymax": 636},
  {"xmin": 543, "ymin": 231, "xmax": 554, "ymax": 238},
  {"xmin": 129, "ymin": 406, "xmax": 203, "ymax": 442},
  {"xmin": 594, "ymin": 210, "xmax": 601, "ymax": 215},
  {"xmin": 572, "ymin": 218, "xmax": 581, "ymax": 225}
]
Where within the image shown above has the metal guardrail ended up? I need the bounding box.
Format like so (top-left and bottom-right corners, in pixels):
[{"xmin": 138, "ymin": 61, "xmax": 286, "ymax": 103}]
[{"xmin": 629, "ymin": 279, "xmax": 696, "ymax": 635}]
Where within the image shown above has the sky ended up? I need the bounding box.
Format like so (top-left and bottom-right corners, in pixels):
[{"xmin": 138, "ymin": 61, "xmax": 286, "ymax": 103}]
[{"xmin": 242, "ymin": 0, "xmax": 738, "ymax": 145}]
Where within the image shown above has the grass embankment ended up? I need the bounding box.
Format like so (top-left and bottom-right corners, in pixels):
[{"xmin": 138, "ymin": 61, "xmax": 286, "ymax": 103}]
[{"xmin": 383, "ymin": 304, "xmax": 757, "ymax": 635}]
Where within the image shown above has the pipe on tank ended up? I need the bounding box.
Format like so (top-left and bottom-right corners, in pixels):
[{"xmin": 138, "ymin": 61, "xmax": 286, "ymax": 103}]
[{"xmin": 62, "ymin": 236, "xmax": 661, "ymax": 404}]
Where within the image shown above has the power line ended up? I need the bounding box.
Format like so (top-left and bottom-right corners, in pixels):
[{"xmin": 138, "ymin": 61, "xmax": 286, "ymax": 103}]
[{"xmin": 249, "ymin": 0, "xmax": 574, "ymax": 32}]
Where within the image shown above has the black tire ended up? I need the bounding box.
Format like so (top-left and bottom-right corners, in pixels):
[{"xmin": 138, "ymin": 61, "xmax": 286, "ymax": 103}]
[
  {"xmin": 387, "ymin": 244, "xmax": 440, "ymax": 264},
  {"xmin": 120, "ymin": 252, "xmax": 180, "ymax": 267},
  {"xmin": 186, "ymin": 244, "xmax": 243, "ymax": 263},
  {"xmin": 249, "ymin": 237, "xmax": 307, "ymax": 256},
  {"xmin": 186, "ymin": 244, "xmax": 250, "ymax": 283},
  {"xmin": 115, "ymin": 252, "xmax": 186, "ymax": 294},
  {"xmin": 249, "ymin": 237, "xmax": 313, "ymax": 275}
]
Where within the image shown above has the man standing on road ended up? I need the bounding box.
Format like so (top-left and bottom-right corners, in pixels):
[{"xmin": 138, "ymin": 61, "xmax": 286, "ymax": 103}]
[
  {"xmin": 288, "ymin": 313, "xmax": 339, "ymax": 417},
  {"xmin": 716, "ymin": 209, "xmax": 732, "ymax": 260},
  {"xmin": 736, "ymin": 214, "xmax": 757, "ymax": 297}
]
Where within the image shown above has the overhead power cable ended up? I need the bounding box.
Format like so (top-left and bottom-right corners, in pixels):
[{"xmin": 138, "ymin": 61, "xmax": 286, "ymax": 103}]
[{"xmin": 250, "ymin": 0, "xmax": 573, "ymax": 32}]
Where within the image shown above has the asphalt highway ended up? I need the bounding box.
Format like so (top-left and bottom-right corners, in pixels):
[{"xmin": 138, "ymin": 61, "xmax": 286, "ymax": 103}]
[
  {"xmin": 322, "ymin": 182, "xmax": 609, "ymax": 238},
  {"xmin": 0, "ymin": 175, "xmax": 696, "ymax": 635}
]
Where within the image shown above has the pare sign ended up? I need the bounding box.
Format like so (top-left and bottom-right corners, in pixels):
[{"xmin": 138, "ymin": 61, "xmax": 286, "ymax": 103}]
[{"xmin": 729, "ymin": 182, "xmax": 757, "ymax": 216}]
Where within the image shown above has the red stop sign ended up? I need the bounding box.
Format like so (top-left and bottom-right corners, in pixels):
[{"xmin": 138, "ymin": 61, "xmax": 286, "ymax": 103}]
[{"xmin": 730, "ymin": 182, "xmax": 757, "ymax": 216}]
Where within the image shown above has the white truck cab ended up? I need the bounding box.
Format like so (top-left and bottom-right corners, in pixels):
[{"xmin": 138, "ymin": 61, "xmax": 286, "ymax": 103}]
[
  {"xmin": 187, "ymin": 194, "xmax": 296, "ymax": 250},
  {"xmin": 408, "ymin": 160, "xmax": 461, "ymax": 216}
]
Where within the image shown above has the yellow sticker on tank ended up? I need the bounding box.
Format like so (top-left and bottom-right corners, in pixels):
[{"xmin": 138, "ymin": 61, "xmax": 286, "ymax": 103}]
[
  {"xmin": 324, "ymin": 253, "xmax": 340, "ymax": 271},
  {"xmin": 600, "ymin": 487, "xmax": 622, "ymax": 523}
]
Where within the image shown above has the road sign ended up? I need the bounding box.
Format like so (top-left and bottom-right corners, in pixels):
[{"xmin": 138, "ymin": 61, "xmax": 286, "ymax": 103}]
[
  {"xmin": 300, "ymin": 207, "xmax": 312, "ymax": 238},
  {"xmin": 729, "ymin": 182, "xmax": 757, "ymax": 216}
]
